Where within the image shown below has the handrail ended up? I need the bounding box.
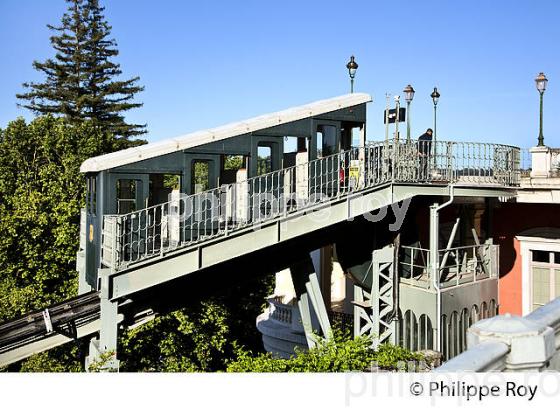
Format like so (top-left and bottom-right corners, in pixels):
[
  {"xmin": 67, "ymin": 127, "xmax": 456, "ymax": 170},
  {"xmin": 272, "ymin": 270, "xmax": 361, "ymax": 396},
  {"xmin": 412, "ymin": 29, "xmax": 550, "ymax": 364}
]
[
  {"xmin": 101, "ymin": 139, "xmax": 521, "ymax": 270},
  {"xmin": 437, "ymin": 244, "xmax": 490, "ymax": 252},
  {"xmin": 526, "ymin": 297, "xmax": 560, "ymax": 343},
  {"xmin": 400, "ymin": 244, "xmax": 498, "ymax": 289},
  {"xmin": 433, "ymin": 341, "xmax": 509, "ymax": 372}
]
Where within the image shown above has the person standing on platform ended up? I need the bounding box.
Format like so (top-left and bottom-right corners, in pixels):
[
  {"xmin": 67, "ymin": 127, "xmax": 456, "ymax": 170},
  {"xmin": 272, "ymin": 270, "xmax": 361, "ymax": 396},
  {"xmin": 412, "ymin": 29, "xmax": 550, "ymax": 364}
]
[{"xmin": 417, "ymin": 128, "xmax": 433, "ymax": 180}]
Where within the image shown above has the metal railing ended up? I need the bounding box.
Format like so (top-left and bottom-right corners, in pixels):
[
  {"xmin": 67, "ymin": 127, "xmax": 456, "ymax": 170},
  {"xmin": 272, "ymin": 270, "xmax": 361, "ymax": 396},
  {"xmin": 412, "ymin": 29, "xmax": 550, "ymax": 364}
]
[
  {"xmin": 101, "ymin": 140, "xmax": 520, "ymax": 270},
  {"xmin": 520, "ymin": 148, "xmax": 532, "ymax": 177},
  {"xmin": 400, "ymin": 244, "xmax": 498, "ymax": 290},
  {"xmin": 386, "ymin": 140, "xmax": 520, "ymax": 185}
]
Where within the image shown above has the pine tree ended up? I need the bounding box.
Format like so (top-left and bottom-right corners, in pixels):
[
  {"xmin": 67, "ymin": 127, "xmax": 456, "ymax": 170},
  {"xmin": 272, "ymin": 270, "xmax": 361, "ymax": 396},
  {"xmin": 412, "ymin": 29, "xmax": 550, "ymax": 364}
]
[{"xmin": 17, "ymin": 0, "xmax": 146, "ymax": 139}]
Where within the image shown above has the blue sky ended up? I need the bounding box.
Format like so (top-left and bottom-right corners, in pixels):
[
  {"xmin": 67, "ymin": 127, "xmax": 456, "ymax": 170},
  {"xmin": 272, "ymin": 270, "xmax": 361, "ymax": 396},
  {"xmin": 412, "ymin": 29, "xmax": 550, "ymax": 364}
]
[{"xmin": 1, "ymin": 0, "xmax": 559, "ymax": 148}]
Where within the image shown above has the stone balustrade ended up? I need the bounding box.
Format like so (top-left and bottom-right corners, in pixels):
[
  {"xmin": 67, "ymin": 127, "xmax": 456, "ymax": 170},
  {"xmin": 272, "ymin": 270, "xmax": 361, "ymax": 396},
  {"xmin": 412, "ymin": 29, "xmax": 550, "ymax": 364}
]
[{"xmin": 435, "ymin": 297, "xmax": 560, "ymax": 372}]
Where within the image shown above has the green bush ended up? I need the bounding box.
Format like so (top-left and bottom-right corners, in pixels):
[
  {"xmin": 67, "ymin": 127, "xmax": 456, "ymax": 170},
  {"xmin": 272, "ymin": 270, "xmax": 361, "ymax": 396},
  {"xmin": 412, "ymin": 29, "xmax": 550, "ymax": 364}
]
[
  {"xmin": 372, "ymin": 343, "xmax": 424, "ymax": 370},
  {"xmin": 118, "ymin": 273, "xmax": 274, "ymax": 372},
  {"xmin": 226, "ymin": 332, "xmax": 424, "ymax": 373}
]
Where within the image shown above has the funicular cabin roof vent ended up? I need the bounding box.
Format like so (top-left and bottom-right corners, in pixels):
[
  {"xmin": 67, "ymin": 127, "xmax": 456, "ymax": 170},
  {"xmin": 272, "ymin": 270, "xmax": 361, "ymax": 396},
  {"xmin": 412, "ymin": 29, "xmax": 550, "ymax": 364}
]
[{"xmin": 79, "ymin": 93, "xmax": 372, "ymax": 173}]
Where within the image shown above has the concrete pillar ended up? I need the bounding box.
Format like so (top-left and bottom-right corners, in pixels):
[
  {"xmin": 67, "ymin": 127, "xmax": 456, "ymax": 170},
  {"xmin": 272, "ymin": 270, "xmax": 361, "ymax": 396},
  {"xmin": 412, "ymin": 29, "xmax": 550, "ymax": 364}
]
[
  {"xmin": 530, "ymin": 146, "xmax": 552, "ymax": 178},
  {"xmin": 467, "ymin": 313, "xmax": 556, "ymax": 371},
  {"xmin": 330, "ymin": 258, "xmax": 347, "ymax": 312}
]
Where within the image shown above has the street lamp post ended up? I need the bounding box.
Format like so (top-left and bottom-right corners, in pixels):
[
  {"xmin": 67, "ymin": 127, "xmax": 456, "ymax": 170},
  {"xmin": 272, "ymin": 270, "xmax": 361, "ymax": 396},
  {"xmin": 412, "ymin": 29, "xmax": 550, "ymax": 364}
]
[
  {"xmin": 346, "ymin": 56, "xmax": 358, "ymax": 93},
  {"xmin": 403, "ymin": 84, "xmax": 415, "ymax": 143},
  {"xmin": 535, "ymin": 72, "xmax": 548, "ymax": 147},
  {"xmin": 394, "ymin": 95, "xmax": 401, "ymax": 142},
  {"xmin": 431, "ymin": 87, "xmax": 440, "ymax": 144},
  {"xmin": 431, "ymin": 87, "xmax": 440, "ymax": 166}
]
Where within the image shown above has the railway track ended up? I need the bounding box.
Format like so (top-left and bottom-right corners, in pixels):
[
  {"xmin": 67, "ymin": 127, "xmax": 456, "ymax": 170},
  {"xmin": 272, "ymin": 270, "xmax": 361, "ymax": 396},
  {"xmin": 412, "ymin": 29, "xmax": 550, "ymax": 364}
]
[{"xmin": 0, "ymin": 292, "xmax": 100, "ymax": 364}]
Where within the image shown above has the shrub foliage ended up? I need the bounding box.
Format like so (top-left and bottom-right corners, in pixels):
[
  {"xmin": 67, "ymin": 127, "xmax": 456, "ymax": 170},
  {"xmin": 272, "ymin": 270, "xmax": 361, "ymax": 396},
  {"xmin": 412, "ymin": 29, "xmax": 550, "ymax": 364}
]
[{"xmin": 226, "ymin": 332, "xmax": 424, "ymax": 373}]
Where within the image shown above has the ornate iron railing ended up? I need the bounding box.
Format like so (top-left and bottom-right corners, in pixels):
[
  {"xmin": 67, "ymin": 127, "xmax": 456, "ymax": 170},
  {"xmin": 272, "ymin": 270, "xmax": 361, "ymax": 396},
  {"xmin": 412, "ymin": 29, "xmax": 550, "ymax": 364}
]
[
  {"xmin": 101, "ymin": 140, "xmax": 520, "ymax": 270},
  {"xmin": 519, "ymin": 148, "xmax": 532, "ymax": 177}
]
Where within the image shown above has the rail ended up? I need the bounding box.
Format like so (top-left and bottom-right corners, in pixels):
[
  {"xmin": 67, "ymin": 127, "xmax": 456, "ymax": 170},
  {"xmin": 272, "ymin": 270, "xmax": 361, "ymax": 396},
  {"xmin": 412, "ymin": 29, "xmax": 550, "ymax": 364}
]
[
  {"xmin": 400, "ymin": 243, "xmax": 498, "ymax": 289},
  {"xmin": 519, "ymin": 148, "xmax": 532, "ymax": 177},
  {"xmin": 102, "ymin": 140, "xmax": 520, "ymax": 270},
  {"xmin": 0, "ymin": 291, "xmax": 100, "ymax": 357}
]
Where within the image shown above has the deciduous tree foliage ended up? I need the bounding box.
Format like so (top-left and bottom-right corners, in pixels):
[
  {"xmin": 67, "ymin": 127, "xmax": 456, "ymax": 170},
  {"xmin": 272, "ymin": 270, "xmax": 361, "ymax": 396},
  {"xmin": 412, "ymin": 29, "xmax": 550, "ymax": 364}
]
[
  {"xmin": 119, "ymin": 274, "xmax": 274, "ymax": 372},
  {"xmin": 1, "ymin": 0, "xmax": 278, "ymax": 372},
  {"xmin": 17, "ymin": 0, "xmax": 146, "ymax": 140},
  {"xmin": 0, "ymin": 117, "xmax": 114, "ymax": 321},
  {"xmin": 0, "ymin": 115, "xmax": 275, "ymax": 372}
]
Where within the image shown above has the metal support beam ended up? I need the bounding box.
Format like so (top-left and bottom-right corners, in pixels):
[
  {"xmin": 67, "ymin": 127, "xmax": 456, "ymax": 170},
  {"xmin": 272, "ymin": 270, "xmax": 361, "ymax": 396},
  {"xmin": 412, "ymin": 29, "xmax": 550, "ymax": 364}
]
[
  {"xmin": 306, "ymin": 273, "xmax": 333, "ymax": 340},
  {"xmin": 85, "ymin": 269, "xmax": 119, "ymax": 371},
  {"xmin": 353, "ymin": 245, "xmax": 396, "ymax": 349},
  {"xmin": 429, "ymin": 204, "xmax": 440, "ymax": 285},
  {"xmin": 429, "ymin": 204, "xmax": 441, "ymax": 352},
  {"xmin": 299, "ymin": 293, "xmax": 317, "ymax": 349},
  {"xmin": 289, "ymin": 254, "xmax": 332, "ymax": 348},
  {"xmin": 371, "ymin": 246, "xmax": 396, "ymax": 348},
  {"xmin": 429, "ymin": 188, "xmax": 454, "ymax": 353},
  {"xmin": 439, "ymin": 217, "xmax": 460, "ymax": 282},
  {"xmin": 471, "ymin": 228, "xmax": 490, "ymax": 276},
  {"xmin": 353, "ymin": 285, "xmax": 373, "ymax": 337}
]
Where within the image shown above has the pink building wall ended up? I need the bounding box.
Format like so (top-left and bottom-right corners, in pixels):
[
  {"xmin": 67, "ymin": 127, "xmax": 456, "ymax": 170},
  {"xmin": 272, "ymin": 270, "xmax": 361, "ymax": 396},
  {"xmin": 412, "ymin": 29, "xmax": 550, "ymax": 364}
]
[{"xmin": 493, "ymin": 203, "xmax": 560, "ymax": 315}]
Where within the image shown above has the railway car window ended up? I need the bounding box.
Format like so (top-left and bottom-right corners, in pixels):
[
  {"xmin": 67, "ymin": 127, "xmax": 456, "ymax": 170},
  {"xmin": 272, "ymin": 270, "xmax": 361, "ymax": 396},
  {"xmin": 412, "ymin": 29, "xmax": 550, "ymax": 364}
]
[
  {"xmin": 116, "ymin": 179, "xmax": 137, "ymax": 214},
  {"xmin": 220, "ymin": 155, "xmax": 245, "ymax": 185},
  {"xmin": 87, "ymin": 176, "xmax": 97, "ymax": 215},
  {"xmin": 192, "ymin": 161, "xmax": 210, "ymax": 193},
  {"xmin": 352, "ymin": 127, "xmax": 361, "ymax": 146},
  {"xmin": 317, "ymin": 125, "xmax": 337, "ymax": 158},
  {"xmin": 223, "ymin": 155, "xmax": 244, "ymax": 171},
  {"xmin": 149, "ymin": 174, "xmax": 180, "ymax": 207},
  {"xmin": 283, "ymin": 136, "xmax": 298, "ymax": 155},
  {"xmin": 257, "ymin": 145, "xmax": 272, "ymax": 175}
]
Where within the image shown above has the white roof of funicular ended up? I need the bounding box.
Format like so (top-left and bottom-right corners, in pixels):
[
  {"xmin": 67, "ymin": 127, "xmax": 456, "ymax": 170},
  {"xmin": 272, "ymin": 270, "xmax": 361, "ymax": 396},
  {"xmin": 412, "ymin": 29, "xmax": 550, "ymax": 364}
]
[{"xmin": 80, "ymin": 93, "xmax": 372, "ymax": 173}]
